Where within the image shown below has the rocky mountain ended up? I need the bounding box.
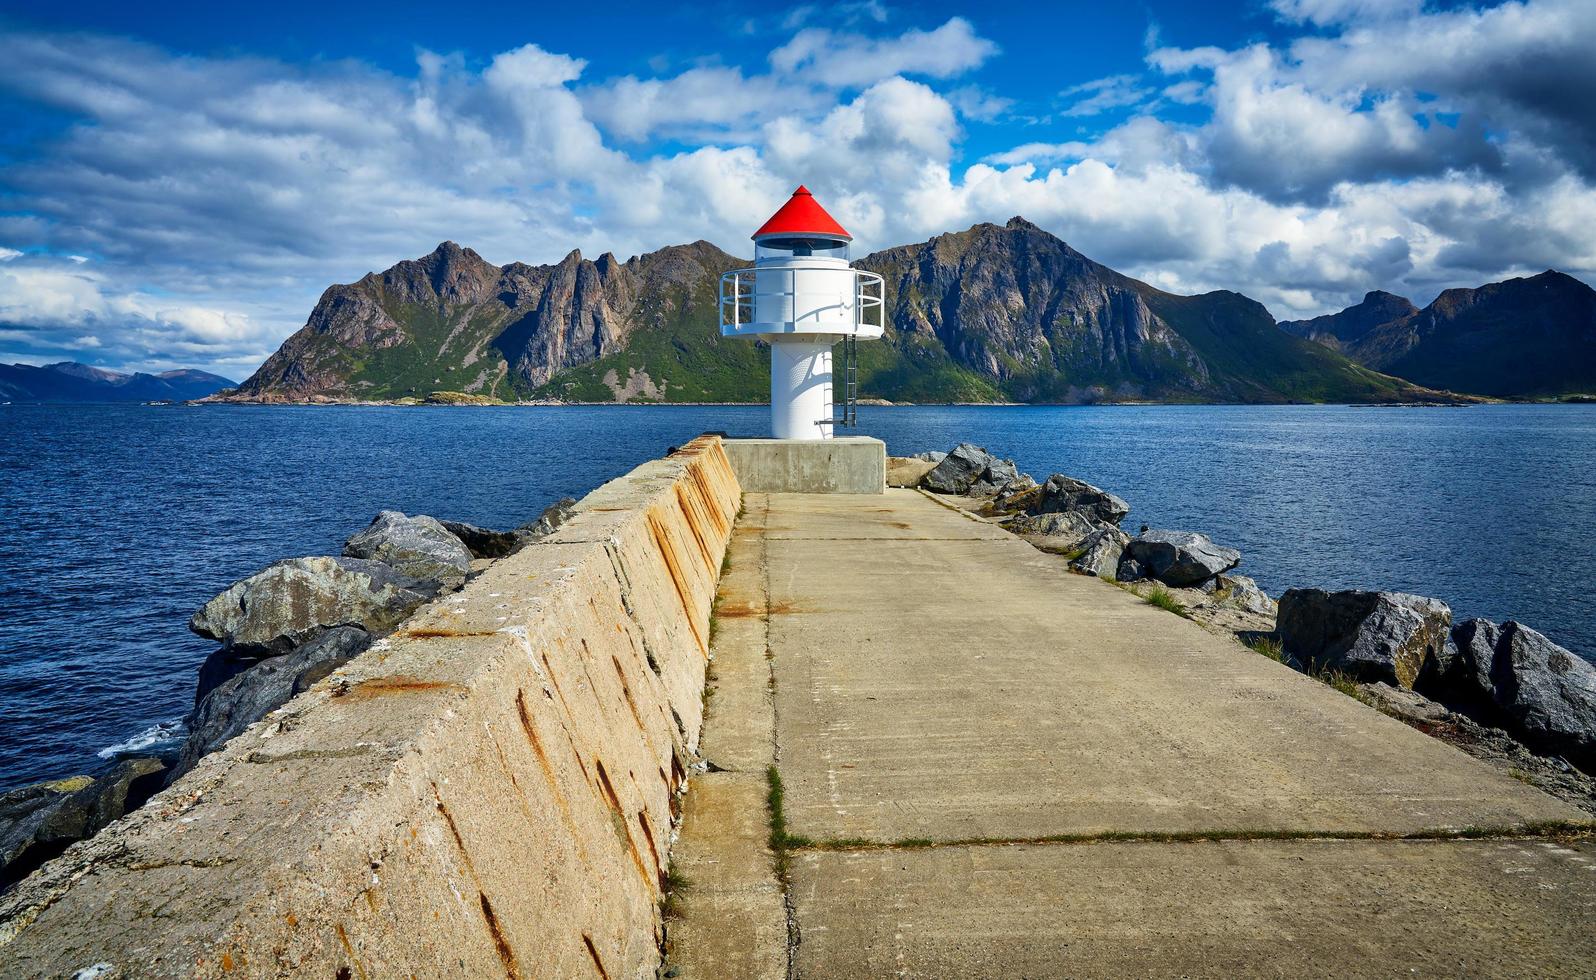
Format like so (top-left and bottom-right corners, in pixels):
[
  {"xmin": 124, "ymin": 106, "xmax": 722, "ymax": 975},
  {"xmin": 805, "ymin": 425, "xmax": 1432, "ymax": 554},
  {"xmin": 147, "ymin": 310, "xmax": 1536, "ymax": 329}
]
[
  {"xmin": 1280, "ymin": 271, "xmax": 1596, "ymax": 397},
  {"xmin": 0, "ymin": 362, "xmax": 235, "ymax": 402},
  {"xmin": 1277, "ymin": 291, "xmax": 1419, "ymax": 353},
  {"xmin": 228, "ymin": 219, "xmax": 1441, "ymax": 405}
]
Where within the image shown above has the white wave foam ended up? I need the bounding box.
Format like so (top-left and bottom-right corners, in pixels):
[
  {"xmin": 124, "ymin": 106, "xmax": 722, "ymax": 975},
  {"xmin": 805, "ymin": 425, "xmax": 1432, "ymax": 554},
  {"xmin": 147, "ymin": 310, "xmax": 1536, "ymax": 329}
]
[{"xmin": 96, "ymin": 718, "xmax": 187, "ymax": 759}]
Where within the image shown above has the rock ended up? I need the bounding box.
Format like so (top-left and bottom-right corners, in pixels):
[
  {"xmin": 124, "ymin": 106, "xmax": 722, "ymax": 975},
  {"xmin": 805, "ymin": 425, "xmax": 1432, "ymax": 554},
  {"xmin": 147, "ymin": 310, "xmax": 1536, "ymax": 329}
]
[
  {"xmin": 171, "ymin": 627, "xmax": 373, "ymax": 780},
  {"xmin": 912, "ymin": 451, "xmax": 947, "ymax": 464},
  {"xmin": 1211, "ymin": 574, "xmax": 1277, "ymax": 617},
  {"xmin": 1116, "ymin": 555, "xmax": 1148, "ymax": 581},
  {"xmin": 344, "ymin": 511, "xmax": 472, "ymax": 585},
  {"xmin": 1037, "ymin": 475, "xmax": 1130, "ymax": 526},
  {"xmin": 972, "ymin": 457, "xmax": 1022, "ymax": 495},
  {"xmin": 886, "ymin": 456, "xmax": 939, "ymax": 489},
  {"xmin": 1438, "ymin": 619, "xmax": 1596, "ymax": 767},
  {"xmin": 1, "ymin": 759, "xmax": 165, "ymax": 889},
  {"xmin": 439, "ymin": 519, "xmax": 518, "ymax": 560},
  {"xmin": 1006, "ymin": 511, "xmax": 1106, "ymax": 554},
  {"xmin": 989, "ymin": 477, "xmax": 1043, "ymax": 515},
  {"xmin": 189, "ymin": 556, "xmax": 438, "ymax": 655},
  {"xmin": 514, "ymin": 497, "xmax": 579, "ymax": 547},
  {"xmin": 923, "ymin": 443, "xmax": 1000, "ymax": 494},
  {"xmin": 1124, "ymin": 530, "xmax": 1240, "ymax": 587},
  {"xmin": 1276, "ymin": 589, "xmax": 1452, "ymax": 689},
  {"xmin": 1070, "ymin": 526, "xmax": 1131, "ymax": 578},
  {"xmin": 193, "ymin": 648, "xmax": 255, "ymax": 708}
]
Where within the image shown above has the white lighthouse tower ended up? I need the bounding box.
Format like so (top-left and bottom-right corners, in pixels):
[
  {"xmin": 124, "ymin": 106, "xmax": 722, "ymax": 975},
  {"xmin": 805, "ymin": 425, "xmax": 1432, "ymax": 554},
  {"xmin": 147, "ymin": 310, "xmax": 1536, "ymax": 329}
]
[{"xmin": 720, "ymin": 186, "xmax": 883, "ymax": 440}]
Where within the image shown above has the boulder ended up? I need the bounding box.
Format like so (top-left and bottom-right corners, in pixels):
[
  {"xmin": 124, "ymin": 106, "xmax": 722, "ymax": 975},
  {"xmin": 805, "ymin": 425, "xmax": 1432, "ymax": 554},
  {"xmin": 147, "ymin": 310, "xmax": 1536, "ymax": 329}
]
[
  {"xmin": 923, "ymin": 443, "xmax": 1001, "ymax": 494},
  {"xmin": 515, "ymin": 497, "xmax": 579, "ymax": 547},
  {"xmin": 1439, "ymin": 619, "xmax": 1596, "ymax": 767},
  {"xmin": 439, "ymin": 519, "xmax": 518, "ymax": 560},
  {"xmin": 1116, "ymin": 555, "xmax": 1148, "ymax": 582},
  {"xmin": 1037, "ymin": 475, "xmax": 1130, "ymax": 526},
  {"xmin": 172, "ymin": 627, "xmax": 373, "ymax": 780},
  {"xmin": 193, "ymin": 648, "xmax": 255, "ymax": 708},
  {"xmin": 1211, "ymin": 574, "xmax": 1277, "ymax": 617},
  {"xmin": 1006, "ymin": 511, "xmax": 1106, "ymax": 554},
  {"xmin": 1276, "ymin": 589, "xmax": 1452, "ymax": 689},
  {"xmin": 1, "ymin": 758, "xmax": 165, "ymax": 890},
  {"xmin": 344, "ymin": 511, "xmax": 472, "ymax": 585},
  {"xmin": 912, "ymin": 450, "xmax": 947, "ymax": 464},
  {"xmin": 1124, "ymin": 530, "xmax": 1240, "ymax": 587},
  {"xmin": 972, "ymin": 457, "xmax": 1023, "ymax": 495},
  {"xmin": 989, "ymin": 477, "xmax": 1043, "ymax": 515},
  {"xmin": 189, "ymin": 556, "xmax": 438, "ymax": 655},
  {"xmin": 886, "ymin": 456, "xmax": 939, "ymax": 488},
  {"xmin": 1070, "ymin": 526, "xmax": 1131, "ymax": 578}
]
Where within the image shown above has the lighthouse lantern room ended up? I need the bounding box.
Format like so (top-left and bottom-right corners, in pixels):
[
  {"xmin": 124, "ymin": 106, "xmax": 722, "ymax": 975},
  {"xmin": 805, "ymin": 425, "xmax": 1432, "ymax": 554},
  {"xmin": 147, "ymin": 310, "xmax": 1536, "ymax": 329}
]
[{"xmin": 720, "ymin": 186, "xmax": 884, "ymax": 440}]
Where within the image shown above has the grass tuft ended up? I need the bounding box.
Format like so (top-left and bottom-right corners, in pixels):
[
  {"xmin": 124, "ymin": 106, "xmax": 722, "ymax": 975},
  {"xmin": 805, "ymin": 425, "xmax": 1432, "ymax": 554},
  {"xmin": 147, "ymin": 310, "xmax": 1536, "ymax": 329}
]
[
  {"xmin": 766, "ymin": 766, "xmax": 811, "ymax": 879},
  {"xmin": 1245, "ymin": 634, "xmax": 1286, "ymax": 662},
  {"xmin": 659, "ymin": 866, "xmax": 690, "ymax": 920},
  {"xmin": 1143, "ymin": 584, "xmax": 1191, "ymax": 619}
]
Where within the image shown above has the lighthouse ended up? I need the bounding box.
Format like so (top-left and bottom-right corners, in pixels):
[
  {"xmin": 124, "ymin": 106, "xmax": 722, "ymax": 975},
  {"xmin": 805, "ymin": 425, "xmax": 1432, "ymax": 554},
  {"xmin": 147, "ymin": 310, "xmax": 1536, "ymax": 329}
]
[{"xmin": 720, "ymin": 186, "xmax": 884, "ymax": 440}]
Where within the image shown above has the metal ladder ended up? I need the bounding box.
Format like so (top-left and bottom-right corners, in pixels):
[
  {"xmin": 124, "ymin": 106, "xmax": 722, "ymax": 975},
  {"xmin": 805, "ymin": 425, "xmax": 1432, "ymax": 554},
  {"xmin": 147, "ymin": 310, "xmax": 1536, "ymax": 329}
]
[{"xmin": 838, "ymin": 333, "xmax": 858, "ymax": 428}]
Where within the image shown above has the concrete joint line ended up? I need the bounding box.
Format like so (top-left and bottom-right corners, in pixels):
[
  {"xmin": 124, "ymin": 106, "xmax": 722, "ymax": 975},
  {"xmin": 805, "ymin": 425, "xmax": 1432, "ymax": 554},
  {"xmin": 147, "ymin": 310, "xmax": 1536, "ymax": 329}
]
[{"xmin": 787, "ymin": 824, "xmax": 1596, "ymax": 855}]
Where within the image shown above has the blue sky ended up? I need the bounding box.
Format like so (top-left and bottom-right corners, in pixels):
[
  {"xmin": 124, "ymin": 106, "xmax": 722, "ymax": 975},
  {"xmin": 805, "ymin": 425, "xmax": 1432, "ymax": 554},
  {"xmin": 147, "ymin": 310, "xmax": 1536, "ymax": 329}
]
[{"xmin": 1, "ymin": 0, "xmax": 1593, "ymax": 375}]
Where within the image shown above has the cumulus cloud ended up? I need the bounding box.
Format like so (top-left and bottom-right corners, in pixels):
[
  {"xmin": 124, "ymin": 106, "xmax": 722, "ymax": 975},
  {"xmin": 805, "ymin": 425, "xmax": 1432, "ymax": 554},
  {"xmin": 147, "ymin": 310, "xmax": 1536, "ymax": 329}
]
[{"xmin": 0, "ymin": 2, "xmax": 1593, "ymax": 374}]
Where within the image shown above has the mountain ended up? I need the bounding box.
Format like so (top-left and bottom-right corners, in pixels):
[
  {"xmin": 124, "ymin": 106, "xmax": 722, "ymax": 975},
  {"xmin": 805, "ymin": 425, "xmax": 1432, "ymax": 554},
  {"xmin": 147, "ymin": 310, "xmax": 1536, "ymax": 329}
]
[
  {"xmin": 226, "ymin": 219, "xmax": 1442, "ymax": 405},
  {"xmin": 1279, "ymin": 272, "xmax": 1596, "ymax": 397},
  {"xmin": 0, "ymin": 362, "xmax": 236, "ymax": 402},
  {"xmin": 1277, "ymin": 291, "xmax": 1419, "ymax": 353}
]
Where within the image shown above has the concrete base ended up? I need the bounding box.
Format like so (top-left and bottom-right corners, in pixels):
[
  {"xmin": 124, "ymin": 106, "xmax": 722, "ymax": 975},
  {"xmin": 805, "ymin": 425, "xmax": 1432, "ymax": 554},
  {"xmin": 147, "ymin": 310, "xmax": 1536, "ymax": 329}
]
[{"xmin": 722, "ymin": 436, "xmax": 885, "ymax": 494}]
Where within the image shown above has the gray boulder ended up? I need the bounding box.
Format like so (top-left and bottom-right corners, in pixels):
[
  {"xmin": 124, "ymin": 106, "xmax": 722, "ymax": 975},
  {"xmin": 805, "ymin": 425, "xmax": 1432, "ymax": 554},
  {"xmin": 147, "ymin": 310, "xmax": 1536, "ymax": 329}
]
[
  {"xmin": 189, "ymin": 556, "xmax": 438, "ymax": 655},
  {"xmin": 1, "ymin": 758, "xmax": 166, "ymax": 889},
  {"xmin": 1440, "ymin": 619, "xmax": 1596, "ymax": 767},
  {"xmin": 171, "ymin": 627, "xmax": 373, "ymax": 781},
  {"xmin": 344, "ymin": 511, "xmax": 472, "ymax": 585},
  {"xmin": 1006, "ymin": 510, "xmax": 1107, "ymax": 553},
  {"xmin": 515, "ymin": 497, "xmax": 579, "ymax": 547},
  {"xmin": 1277, "ymin": 589, "xmax": 1452, "ymax": 689},
  {"xmin": 1070, "ymin": 526, "xmax": 1131, "ymax": 578},
  {"xmin": 1124, "ymin": 530, "xmax": 1240, "ymax": 587},
  {"xmin": 1211, "ymin": 574, "xmax": 1277, "ymax": 617},
  {"xmin": 912, "ymin": 451, "xmax": 947, "ymax": 464},
  {"xmin": 923, "ymin": 443, "xmax": 1001, "ymax": 495},
  {"xmin": 1116, "ymin": 555, "xmax": 1148, "ymax": 581},
  {"xmin": 440, "ymin": 519, "xmax": 518, "ymax": 560},
  {"xmin": 971, "ymin": 456, "xmax": 1023, "ymax": 495},
  {"xmin": 1037, "ymin": 475, "xmax": 1130, "ymax": 526}
]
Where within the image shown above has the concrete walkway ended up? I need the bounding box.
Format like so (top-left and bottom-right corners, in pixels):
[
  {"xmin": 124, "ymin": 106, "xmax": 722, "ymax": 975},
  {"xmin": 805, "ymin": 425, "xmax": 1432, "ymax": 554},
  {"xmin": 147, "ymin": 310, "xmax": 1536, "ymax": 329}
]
[{"xmin": 668, "ymin": 490, "xmax": 1596, "ymax": 978}]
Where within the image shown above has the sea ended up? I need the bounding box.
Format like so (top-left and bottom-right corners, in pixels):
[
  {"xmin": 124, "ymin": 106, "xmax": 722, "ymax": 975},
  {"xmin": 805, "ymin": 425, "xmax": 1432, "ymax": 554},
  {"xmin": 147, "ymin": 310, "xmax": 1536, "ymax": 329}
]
[{"xmin": 2, "ymin": 402, "xmax": 1593, "ymax": 792}]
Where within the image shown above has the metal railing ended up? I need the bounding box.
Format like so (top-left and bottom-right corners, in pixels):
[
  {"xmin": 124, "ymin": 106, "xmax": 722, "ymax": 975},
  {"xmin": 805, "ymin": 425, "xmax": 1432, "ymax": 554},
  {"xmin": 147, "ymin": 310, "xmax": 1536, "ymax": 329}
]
[{"xmin": 718, "ymin": 266, "xmax": 885, "ymax": 334}]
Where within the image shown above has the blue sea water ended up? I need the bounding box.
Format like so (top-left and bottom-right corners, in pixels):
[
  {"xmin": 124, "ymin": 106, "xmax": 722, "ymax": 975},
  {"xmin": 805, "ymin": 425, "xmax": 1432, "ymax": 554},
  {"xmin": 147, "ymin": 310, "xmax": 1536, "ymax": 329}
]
[{"xmin": 2, "ymin": 402, "xmax": 1594, "ymax": 792}]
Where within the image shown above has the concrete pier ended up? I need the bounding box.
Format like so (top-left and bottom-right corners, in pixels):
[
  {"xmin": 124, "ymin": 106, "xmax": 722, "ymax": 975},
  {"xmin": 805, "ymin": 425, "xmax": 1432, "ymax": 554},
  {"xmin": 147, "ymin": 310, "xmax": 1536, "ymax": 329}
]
[{"xmin": 670, "ymin": 489, "xmax": 1596, "ymax": 978}]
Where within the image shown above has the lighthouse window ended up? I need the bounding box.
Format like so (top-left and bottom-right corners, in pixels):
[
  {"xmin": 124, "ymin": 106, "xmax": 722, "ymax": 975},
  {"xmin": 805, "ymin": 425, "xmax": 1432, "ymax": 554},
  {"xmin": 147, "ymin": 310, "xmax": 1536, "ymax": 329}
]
[{"xmin": 756, "ymin": 239, "xmax": 850, "ymax": 262}]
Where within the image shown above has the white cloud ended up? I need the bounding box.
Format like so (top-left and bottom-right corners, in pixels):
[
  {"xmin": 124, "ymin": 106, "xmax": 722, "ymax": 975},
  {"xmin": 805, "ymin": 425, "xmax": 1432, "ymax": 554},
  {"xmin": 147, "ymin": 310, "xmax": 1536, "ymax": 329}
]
[
  {"xmin": 1059, "ymin": 74, "xmax": 1149, "ymax": 117},
  {"xmin": 769, "ymin": 17, "xmax": 998, "ymax": 88},
  {"xmin": 1269, "ymin": 0, "xmax": 1424, "ymax": 27},
  {"xmin": 0, "ymin": 2, "xmax": 1594, "ymax": 376}
]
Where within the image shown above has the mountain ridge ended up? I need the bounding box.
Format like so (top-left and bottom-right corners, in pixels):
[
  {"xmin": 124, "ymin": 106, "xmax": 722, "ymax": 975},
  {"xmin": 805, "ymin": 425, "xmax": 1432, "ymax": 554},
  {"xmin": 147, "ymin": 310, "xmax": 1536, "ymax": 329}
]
[
  {"xmin": 221, "ymin": 219, "xmax": 1456, "ymax": 405},
  {"xmin": 1280, "ymin": 271, "xmax": 1596, "ymax": 397},
  {"xmin": 0, "ymin": 362, "xmax": 236, "ymax": 402}
]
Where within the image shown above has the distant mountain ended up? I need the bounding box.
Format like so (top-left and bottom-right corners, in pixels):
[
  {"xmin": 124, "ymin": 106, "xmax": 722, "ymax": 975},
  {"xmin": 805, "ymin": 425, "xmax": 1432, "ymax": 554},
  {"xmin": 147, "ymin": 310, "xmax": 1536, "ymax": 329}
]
[
  {"xmin": 1278, "ymin": 291, "xmax": 1419, "ymax": 353},
  {"xmin": 0, "ymin": 362, "xmax": 236, "ymax": 402},
  {"xmin": 1280, "ymin": 272, "xmax": 1596, "ymax": 397},
  {"xmin": 225, "ymin": 219, "xmax": 1446, "ymax": 405}
]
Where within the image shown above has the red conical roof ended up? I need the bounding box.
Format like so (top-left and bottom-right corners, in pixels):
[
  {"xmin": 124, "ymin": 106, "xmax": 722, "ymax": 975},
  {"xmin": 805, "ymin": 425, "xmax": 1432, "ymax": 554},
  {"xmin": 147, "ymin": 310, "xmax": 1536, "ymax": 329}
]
[{"xmin": 752, "ymin": 186, "xmax": 851, "ymax": 241}]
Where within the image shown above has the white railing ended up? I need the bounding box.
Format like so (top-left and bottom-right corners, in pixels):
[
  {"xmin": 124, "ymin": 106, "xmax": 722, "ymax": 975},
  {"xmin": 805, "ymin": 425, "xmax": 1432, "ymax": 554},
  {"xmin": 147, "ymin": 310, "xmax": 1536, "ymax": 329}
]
[{"xmin": 719, "ymin": 266, "xmax": 885, "ymax": 334}]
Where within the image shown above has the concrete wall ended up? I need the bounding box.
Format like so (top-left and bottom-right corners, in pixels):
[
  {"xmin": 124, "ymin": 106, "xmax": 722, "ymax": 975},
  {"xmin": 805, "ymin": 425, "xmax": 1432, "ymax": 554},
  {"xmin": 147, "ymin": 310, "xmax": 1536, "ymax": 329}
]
[
  {"xmin": 722, "ymin": 436, "xmax": 886, "ymax": 494},
  {"xmin": 0, "ymin": 436, "xmax": 742, "ymax": 979}
]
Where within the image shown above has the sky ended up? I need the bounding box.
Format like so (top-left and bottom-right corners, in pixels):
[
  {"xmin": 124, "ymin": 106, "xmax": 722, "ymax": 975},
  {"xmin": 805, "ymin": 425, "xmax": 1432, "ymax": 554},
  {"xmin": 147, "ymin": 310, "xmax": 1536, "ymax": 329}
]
[{"xmin": 1, "ymin": 0, "xmax": 1594, "ymax": 377}]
